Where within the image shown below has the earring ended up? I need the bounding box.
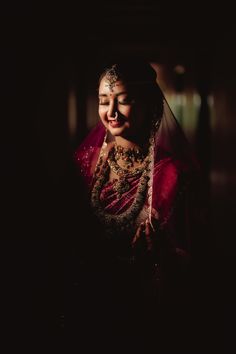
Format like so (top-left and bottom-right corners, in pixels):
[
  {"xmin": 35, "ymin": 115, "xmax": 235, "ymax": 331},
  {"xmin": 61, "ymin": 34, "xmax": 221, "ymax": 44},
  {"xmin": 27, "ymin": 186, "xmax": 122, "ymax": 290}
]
[
  {"xmin": 102, "ymin": 128, "xmax": 108, "ymax": 148},
  {"xmin": 94, "ymin": 128, "xmax": 108, "ymax": 177},
  {"xmin": 151, "ymin": 109, "xmax": 162, "ymax": 130}
]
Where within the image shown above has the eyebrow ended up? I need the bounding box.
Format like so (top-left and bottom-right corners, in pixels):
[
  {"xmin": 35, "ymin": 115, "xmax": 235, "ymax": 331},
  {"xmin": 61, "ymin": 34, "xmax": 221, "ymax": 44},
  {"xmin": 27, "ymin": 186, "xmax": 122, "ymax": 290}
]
[{"xmin": 98, "ymin": 91, "xmax": 128, "ymax": 97}]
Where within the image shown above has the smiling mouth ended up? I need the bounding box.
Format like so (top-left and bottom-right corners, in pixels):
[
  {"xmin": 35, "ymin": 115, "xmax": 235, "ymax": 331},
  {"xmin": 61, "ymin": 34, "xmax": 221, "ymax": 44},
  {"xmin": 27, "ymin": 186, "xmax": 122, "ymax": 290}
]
[{"xmin": 107, "ymin": 117, "xmax": 125, "ymax": 128}]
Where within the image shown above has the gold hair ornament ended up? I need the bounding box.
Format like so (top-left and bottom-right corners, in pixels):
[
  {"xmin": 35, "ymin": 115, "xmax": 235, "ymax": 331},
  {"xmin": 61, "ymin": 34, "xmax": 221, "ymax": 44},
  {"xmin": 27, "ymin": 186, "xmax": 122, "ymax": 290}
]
[{"xmin": 104, "ymin": 64, "xmax": 119, "ymax": 90}]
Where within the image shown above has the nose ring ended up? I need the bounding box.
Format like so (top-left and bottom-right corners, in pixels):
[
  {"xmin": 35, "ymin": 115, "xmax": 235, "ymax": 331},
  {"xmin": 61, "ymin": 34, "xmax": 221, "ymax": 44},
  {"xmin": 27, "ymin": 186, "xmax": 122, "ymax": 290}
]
[{"xmin": 114, "ymin": 112, "xmax": 118, "ymax": 121}]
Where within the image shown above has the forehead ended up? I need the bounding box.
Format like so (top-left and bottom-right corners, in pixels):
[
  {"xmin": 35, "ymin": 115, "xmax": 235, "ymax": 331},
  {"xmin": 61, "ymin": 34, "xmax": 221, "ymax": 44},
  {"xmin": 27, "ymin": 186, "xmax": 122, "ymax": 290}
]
[{"xmin": 98, "ymin": 77, "xmax": 127, "ymax": 95}]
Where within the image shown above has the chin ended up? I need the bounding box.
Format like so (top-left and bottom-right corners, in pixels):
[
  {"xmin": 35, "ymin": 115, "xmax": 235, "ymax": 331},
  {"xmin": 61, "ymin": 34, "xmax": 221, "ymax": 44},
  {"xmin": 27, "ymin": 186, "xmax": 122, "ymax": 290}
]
[{"xmin": 108, "ymin": 127, "xmax": 127, "ymax": 137}]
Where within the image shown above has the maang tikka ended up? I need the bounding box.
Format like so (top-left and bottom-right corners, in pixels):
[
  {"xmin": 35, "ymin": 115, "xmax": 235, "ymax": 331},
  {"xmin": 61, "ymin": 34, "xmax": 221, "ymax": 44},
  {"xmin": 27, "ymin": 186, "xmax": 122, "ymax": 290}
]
[{"xmin": 104, "ymin": 64, "xmax": 119, "ymax": 90}]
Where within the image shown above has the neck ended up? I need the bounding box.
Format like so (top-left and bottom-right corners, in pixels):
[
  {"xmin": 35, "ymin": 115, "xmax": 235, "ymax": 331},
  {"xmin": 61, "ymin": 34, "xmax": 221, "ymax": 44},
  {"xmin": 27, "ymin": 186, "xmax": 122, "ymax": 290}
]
[
  {"xmin": 114, "ymin": 136, "xmax": 148, "ymax": 152},
  {"xmin": 114, "ymin": 137, "xmax": 138, "ymax": 149}
]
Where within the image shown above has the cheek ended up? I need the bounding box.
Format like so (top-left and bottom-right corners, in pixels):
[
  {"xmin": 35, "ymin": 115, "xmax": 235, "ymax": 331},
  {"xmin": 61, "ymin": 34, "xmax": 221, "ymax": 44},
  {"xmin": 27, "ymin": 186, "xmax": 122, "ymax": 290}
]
[
  {"xmin": 120, "ymin": 106, "xmax": 133, "ymax": 118},
  {"xmin": 133, "ymin": 105, "xmax": 146, "ymax": 123},
  {"xmin": 98, "ymin": 107, "xmax": 106, "ymax": 120},
  {"xmin": 98, "ymin": 108, "xmax": 108, "ymax": 127}
]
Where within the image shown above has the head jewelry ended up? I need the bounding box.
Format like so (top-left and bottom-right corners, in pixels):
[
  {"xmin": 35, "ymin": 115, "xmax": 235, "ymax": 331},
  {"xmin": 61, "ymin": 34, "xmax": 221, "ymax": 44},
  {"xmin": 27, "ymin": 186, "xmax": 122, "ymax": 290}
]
[{"xmin": 104, "ymin": 64, "xmax": 119, "ymax": 90}]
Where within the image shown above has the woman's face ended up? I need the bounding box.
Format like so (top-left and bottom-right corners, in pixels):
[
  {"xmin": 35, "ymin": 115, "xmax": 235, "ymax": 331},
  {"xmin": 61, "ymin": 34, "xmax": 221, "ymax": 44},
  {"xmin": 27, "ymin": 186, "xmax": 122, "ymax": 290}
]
[{"xmin": 98, "ymin": 77, "xmax": 147, "ymax": 139}]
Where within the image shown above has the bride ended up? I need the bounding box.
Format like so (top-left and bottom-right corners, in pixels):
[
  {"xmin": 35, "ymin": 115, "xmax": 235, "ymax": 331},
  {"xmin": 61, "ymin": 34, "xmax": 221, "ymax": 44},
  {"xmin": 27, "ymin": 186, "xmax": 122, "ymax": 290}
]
[{"xmin": 75, "ymin": 61, "xmax": 197, "ymax": 263}]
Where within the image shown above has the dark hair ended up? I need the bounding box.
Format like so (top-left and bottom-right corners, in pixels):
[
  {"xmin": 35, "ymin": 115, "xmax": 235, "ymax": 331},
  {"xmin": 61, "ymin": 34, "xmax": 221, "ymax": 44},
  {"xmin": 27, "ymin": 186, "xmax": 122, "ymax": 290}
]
[{"xmin": 99, "ymin": 61, "xmax": 157, "ymax": 85}]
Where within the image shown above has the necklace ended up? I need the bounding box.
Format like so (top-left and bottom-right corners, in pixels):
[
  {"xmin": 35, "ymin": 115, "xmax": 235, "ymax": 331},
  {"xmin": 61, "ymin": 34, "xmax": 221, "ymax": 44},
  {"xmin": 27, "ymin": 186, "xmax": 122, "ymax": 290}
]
[
  {"xmin": 90, "ymin": 143, "xmax": 152, "ymax": 236},
  {"xmin": 107, "ymin": 146, "xmax": 147, "ymax": 197},
  {"xmin": 114, "ymin": 144, "xmax": 146, "ymax": 168},
  {"xmin": 91, "ymin": 160, "xmax": 150, "ymax": 236}
]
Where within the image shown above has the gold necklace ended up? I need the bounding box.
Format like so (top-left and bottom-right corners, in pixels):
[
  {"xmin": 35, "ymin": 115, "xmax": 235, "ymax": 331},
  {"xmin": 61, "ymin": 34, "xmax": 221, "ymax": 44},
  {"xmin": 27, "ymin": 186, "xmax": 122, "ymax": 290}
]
[
  {"xmin": 91, "ymin": 159, "xmax": 151, "ymax": 237},
  {"xmin": 114, "ymin": 144, "xmax": 146, "ymax": 168},
  {"xmin": 107, "ymin": 146, "xmax": 148, "ymax": 196},
  {"xmin": 107, "ymin": 147, "xmax": 145, "ymax": 177}
]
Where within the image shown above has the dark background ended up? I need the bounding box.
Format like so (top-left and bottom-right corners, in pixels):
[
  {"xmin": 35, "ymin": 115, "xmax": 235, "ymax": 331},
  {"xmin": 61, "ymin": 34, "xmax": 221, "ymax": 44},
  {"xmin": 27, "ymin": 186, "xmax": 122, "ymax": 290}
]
[{"xmin": 1, "ymin": 2, "xmax": 235, "ymax": 353}]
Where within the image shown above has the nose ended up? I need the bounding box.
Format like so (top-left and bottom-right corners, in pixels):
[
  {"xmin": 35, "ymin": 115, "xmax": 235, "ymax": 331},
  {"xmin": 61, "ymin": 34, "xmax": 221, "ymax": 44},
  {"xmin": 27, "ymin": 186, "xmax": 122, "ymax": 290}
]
[{"xmin": 107, "ymin": 100, "xmax": 117, "ymax": 119}]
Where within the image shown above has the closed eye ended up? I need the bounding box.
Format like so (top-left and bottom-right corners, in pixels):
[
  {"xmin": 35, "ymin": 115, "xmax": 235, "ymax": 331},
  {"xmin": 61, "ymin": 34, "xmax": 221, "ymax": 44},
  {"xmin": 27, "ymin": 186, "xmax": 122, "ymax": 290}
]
[
  {"xmin": 99, "ymin": 101, "xmax": 109, "ymax": 105},
  {"xmin": 119, "ymin": 99, "xmax": 135, "ymax": 105},
  {"xmin": 99, "ymin": 97, "xmax": 135, "ymax": 105}
]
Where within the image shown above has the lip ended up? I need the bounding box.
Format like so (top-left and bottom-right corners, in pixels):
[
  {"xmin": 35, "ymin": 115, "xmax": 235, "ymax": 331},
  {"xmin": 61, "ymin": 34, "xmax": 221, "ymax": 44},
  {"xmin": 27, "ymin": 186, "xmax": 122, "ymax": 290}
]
[
  {"xmin": 107, "ymin": 115, "xmax": 126, "ymax": 128},
  {"xmin": 108, "ymin": 120, "xmax": 123, "ymax": 128}
]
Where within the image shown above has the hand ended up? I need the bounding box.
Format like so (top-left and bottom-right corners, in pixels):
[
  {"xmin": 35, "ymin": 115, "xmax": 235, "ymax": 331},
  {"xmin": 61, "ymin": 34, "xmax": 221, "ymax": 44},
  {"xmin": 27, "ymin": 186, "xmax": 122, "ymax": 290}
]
[{"xmin": 131, "ymin": 218, "xmax": 158, "ymax": 254}]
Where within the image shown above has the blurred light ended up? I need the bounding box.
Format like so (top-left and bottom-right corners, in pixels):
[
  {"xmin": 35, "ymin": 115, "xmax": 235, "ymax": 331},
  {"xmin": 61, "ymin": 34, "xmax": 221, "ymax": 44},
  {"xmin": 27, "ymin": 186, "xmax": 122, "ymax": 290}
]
[
  {"xmin": 207, "ymin": 94, "xmax": 214, "ymax": 107},
  {"xmin": 68, "ymin": 88, "xmax": 77, "ymax": 139},
  {"xmin": 174, "ymin": 65, "xmax": 186, "ymax": 74},
  {"xmin": 193, "ymin": 93, "xmax": 201, "ymax": 107}
]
